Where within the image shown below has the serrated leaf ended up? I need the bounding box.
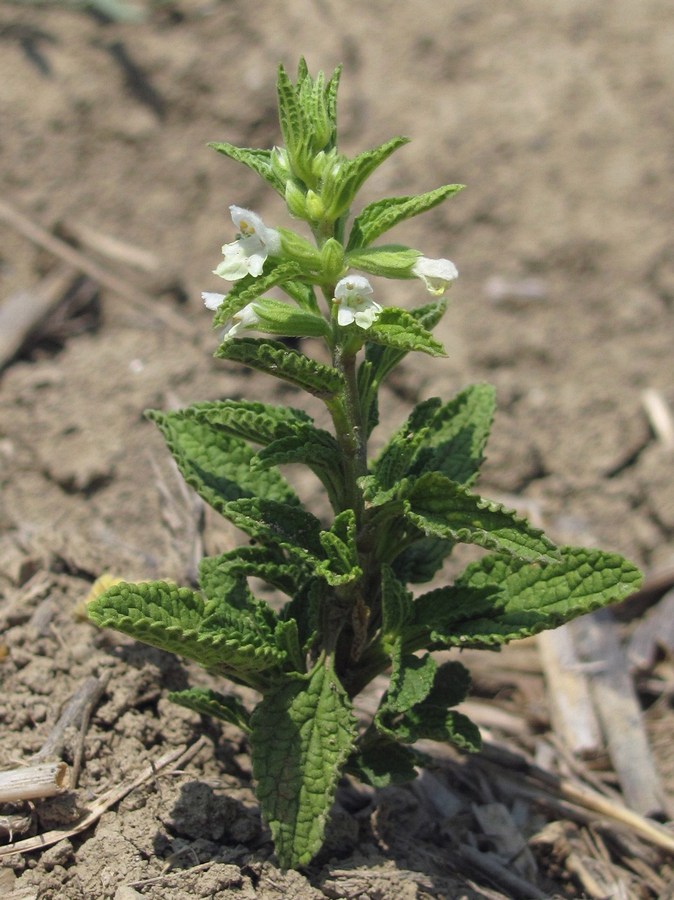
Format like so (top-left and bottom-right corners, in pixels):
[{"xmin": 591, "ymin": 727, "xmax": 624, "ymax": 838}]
[
  {"xmin": 147, "ymin": 410, "xmax": 298, "ymax": 514},
  {"xmin": 408, "ymin": 384, "xmax": 496, "ymax": 485},
  {"xmin": 367, "ymin": 307, "xmax": 446, "ymax": 357},
  {"xmin": 392, "ymin": 536, "xmax": 455, "ymax": 584},
  {"xmin": 358, "ymin": 297, "xmax": 449, "ymax": 436},
  {"xmin": 372, "ymin": 397, "xmax": 442, "ymax": 491},
  {"xmin": 375, "ymin": 654, "xmax": 479, "ymax": 752},
  {"xmin": 406, "ymin": 472, "xmax": 559, "ymax": 562},
  {"xmin": 277, "ymin": 65, "xmax": 306, "ymax": 158},
  {"xmin": 347, "ymin": 184, "xmax": 464, "ymax": 251},
  {"xmin": 323, "ymin": 136, "xmax": 410, "ymax": 219},
  {"xmin": 346, "ymin": 738, "xmax": 420, "ymax": 787},
  {"xmin": 200, "ymin": 545, "xmax": 305, "ymax": 598},
  {"xmin": 254, "ymin": 425, "xmax": 346, "ymax": 510},
  {"xmin": 346, "ymin": 244, "xmax": 421, "ymax": 277},
  {"xmin": 394, "ymin": 707, "xmax": 482, "ymax": 752},
  {"xmin": 324, "ymin": 66, "xmax": 342, "ymax": 146},
  {"xmin": 168, "ymin": 687, "xmax": 251, "ymax": 732},
  {"xmin": 408, "ymin": 547, "xmax": 643, "ymax": 649},
  {"xmin": 187, "ymin": 399, "xmax": 312, "ymax": 447},
  {"xmin": 211, "ymin": 262, "xmax": 303, "ymax": 328},
  {"xmin": 87, "ymin": 581, "xmax": 286, "ymax": 683},
  {"xmin": 380, "ymin": 565, "xmax": 413, "ymax": 641},
  {"xmin": 274, "ymin": 619, "xmax": 305, "ymax": 673},
  {"xmin": 208, "ymin": 143, "xmax": 284, "ymax": 195},
  {"xmin": 382, "ymin": 643, "xmax": 436, "ymax": 714},
  {"xmin": 317, "ymin": 509, "xmax": 362, "ymax": 586},
  {"xmin": 224, "ymin": 497, "xmax": 324, "ymax": 562},
  {"xmin": 251, "ymin": 658, "xmax": 357, "ymax": 868},
  {"xmin": 215, "ymin": 338, "xmax": 344, "ymax": 399},
  {"xmin": 281, "ymin": 279, "xmax": 320, "ymax": 314}
]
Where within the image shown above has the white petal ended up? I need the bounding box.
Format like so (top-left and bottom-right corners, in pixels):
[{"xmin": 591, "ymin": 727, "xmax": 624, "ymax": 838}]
[
  {"xmin": 337, "ymin": 306, "xmax": 355, "ymax": 327},
  {"xmin": 214, "ymin": 242, "xmax": 253, "ymax": 281},
  {"xmin": 202, "ymin": 291, "xmax": 225, "ymax": 310},
  {"xmin": 412, "ymin": 256, "xmax": 458, "ymax": 295},
  {"xmin": 334, "ymin": 275, "xmax": 373, "ymax": 300}
]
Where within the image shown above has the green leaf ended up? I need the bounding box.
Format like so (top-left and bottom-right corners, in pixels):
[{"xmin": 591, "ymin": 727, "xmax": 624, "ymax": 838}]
[
  {"xmin": 215, "ymin": 338, "xmax": 344, "ymax": 399},
  {"xmin": 87, "ymin": 581, "xmax": 286, "ymax": 683},
  {"xmin": 317, "ymin": 509, "xmax": 362, "ymax": 586},
  {"xmin": 322, "ymin": 136, "xmax": 410, "ymax": 220},
  {"xmin": 380, "ymin": 565, "xmax": 413, "ymax": 642},
  {"xmin": 405, "ymin": 472, "xmax": 559, "ymax": 562},
  {"xmin": 168, "ymin": 687, "xmax": 251, "ymax": 732},
  {"xmin": 281, "ymin": 279, "xmax": 320, "ymax": 314},
  {"xmin": 251, "ymin": 658, "xmax": 357, "ymax": 868},
  {"xmin": 394, "ymin": 707, "xmax": 482, "ymax": 752},
  {"xmin": 346, "ymin": 245, "xmax": 420, "ymax": 277},
  {"xmin": 392, "ymin": 536, "xmax": 455, "ymax": 584},
  {"xmin": 200, "ymin": 545, "xmax": 305, "ymax": 598},
  {"xmin": 382, "ymin": 643, "xmax": 436, "ymax": 714},
  {"xmin": 146, "ymin": 410, "xmax": 298, "ymax": 514},
  {"xmin": 347, "ymin": 184, "xmax": 465, "ymax": 251},
  {"xmin": 409, "ymin": 384, "xmax": 496, "ymax": 486},
  {"xmin": 324, "ymin": 65, "xmax": 342, "ymax": 146},
  {"xmin": 426, "ymin": 660, "xmax": 473, "ymax": 709},
  {"xmin": 208, "ymin": 143, "xmax": 284, "ymax": 195},
  {"xmin": 277, "ymin": 64, "xmax": 307, "ymax": 159},
  {"xmin": 274, "ymin": 618, "xmax": 306, "ymax": 674},
  {"xmin": 254, "ymin": 425, "xmax": 346, "ymax": 510},
  {"xmin": 375, "ymin": 655, "xmax": 479, "ymax": 752},
  {"xmin": 367, "ymin": 307, "xmax": 446, "ymax": 358},
  {"xmin": 358, "ymin": 297, "xmax": 449, "ymax": 436},
  {"xmin": 211, "ymin": 262, "xmax": 303, "ymax": 328},
  {"xmin": 187, "ymin": 399, "xmax": 312, "ymax": 448},
  {"xmin": 372, "ymin": 397, "xmax": 442, "ymax": 491},
  {"xmin": 409, "ymin": 546, "xmax": 643, "ymax": 649},
  {"xmin": 346, "ymin": 737, "xmax": 420, "ymax": 787},
  {"xmin": 224, "ymin": 497, "xmax": 324, "ymax": 561}
]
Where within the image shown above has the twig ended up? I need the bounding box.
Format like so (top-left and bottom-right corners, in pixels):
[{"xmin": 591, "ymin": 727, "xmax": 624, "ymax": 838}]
[
  {"xmin": 0, "ymin": 265, "xmax": 78, "ymax": 370},
  {"xmin": 570, "ymin": 611, "xmax": 670, "ymax": 818},
  {"xmin": 0, "ymin": 762, "xmax": 69, "ymax": 804},
  {"xmin": 0, "ymin": 737, "xmax": 209, "ymax": 858},
  {"xmin": 537, "ymin": 625, "xmax": 603, "ymax": 758},
  {"xmin": 0, "ymin": 198, "xmax": 192, "ymax": 335},
  {"xmin": 59, "ymin": 220, "xmax": 162, "ymax": 273},
  {"xmin": 641, "ymin": 388, "xmax": 674, "ymax": 448},
  {"xmin": 457, "ymin": 843, "xmax": 547, "ymax": 899},
  {"xmin": 627, "ymin": 587, "xmax": 674, "ymax": 671},
  {"xmin": 34, "ymin": 674, "xmax": 110, "ymax": 765},
  {"xmin": 476, "ymin": 742, "xmax": 674, "ymax": 854}
]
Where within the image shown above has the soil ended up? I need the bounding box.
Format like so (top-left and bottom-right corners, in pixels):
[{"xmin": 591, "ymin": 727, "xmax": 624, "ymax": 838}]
[{"xmin": 1, "ymin": 1, "xmax": 674, "ymax": 897}]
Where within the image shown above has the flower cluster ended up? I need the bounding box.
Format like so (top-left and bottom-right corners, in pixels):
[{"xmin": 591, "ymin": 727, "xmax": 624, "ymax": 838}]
[{"xmin": 202, "ymin": 203, "xmax": 458, "ymax": 345}]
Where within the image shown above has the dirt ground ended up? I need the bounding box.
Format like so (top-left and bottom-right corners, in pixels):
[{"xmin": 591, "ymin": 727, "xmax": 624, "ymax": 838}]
[{"xmin": 2, "ymin": 1, "xmax": 674, "ymax": 897}]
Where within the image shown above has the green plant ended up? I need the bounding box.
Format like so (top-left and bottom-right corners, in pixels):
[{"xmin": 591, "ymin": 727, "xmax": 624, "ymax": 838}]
[{"xmin": 87, "ymin": 60, "xmax": 642, "ymax": 869}]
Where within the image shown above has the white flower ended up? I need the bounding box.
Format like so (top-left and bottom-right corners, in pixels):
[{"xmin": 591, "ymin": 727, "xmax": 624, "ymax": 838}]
[
  {"xmin": 213, "ymin": 206, "xmax": 281, "ymax": 281},
  {"xmin": 333, "ymin": 275, "xmax": 382, "ymax": 329},
  {"xmin": 221, "ymin": 303, "xmax": 261, "ymax": 340},
  {"xmin": 412, "ymin": 256, "xmax": 458, "ymax": 296},
  {"xmin": 202, "ymin": 292, "xmax": 225, "ymax": 310}
]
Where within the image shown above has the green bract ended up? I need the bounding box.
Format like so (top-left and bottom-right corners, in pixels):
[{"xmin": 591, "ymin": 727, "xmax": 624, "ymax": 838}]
[{"xmin": 87, "ymin": 59, "xmax": 642, "ymax": 871}]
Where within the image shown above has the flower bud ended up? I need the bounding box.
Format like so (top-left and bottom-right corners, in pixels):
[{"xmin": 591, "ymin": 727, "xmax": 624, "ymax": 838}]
[
  {"xmin": 320, "ymin": 239, "xmax": 346, "ymax": 283},
  {"xmin": 305, "ymin": 190, "xmax": 326, "ymax": 222},
  {"xmin": 285, "ymin": 180, "xmax": 308, "ymax": 219}
]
